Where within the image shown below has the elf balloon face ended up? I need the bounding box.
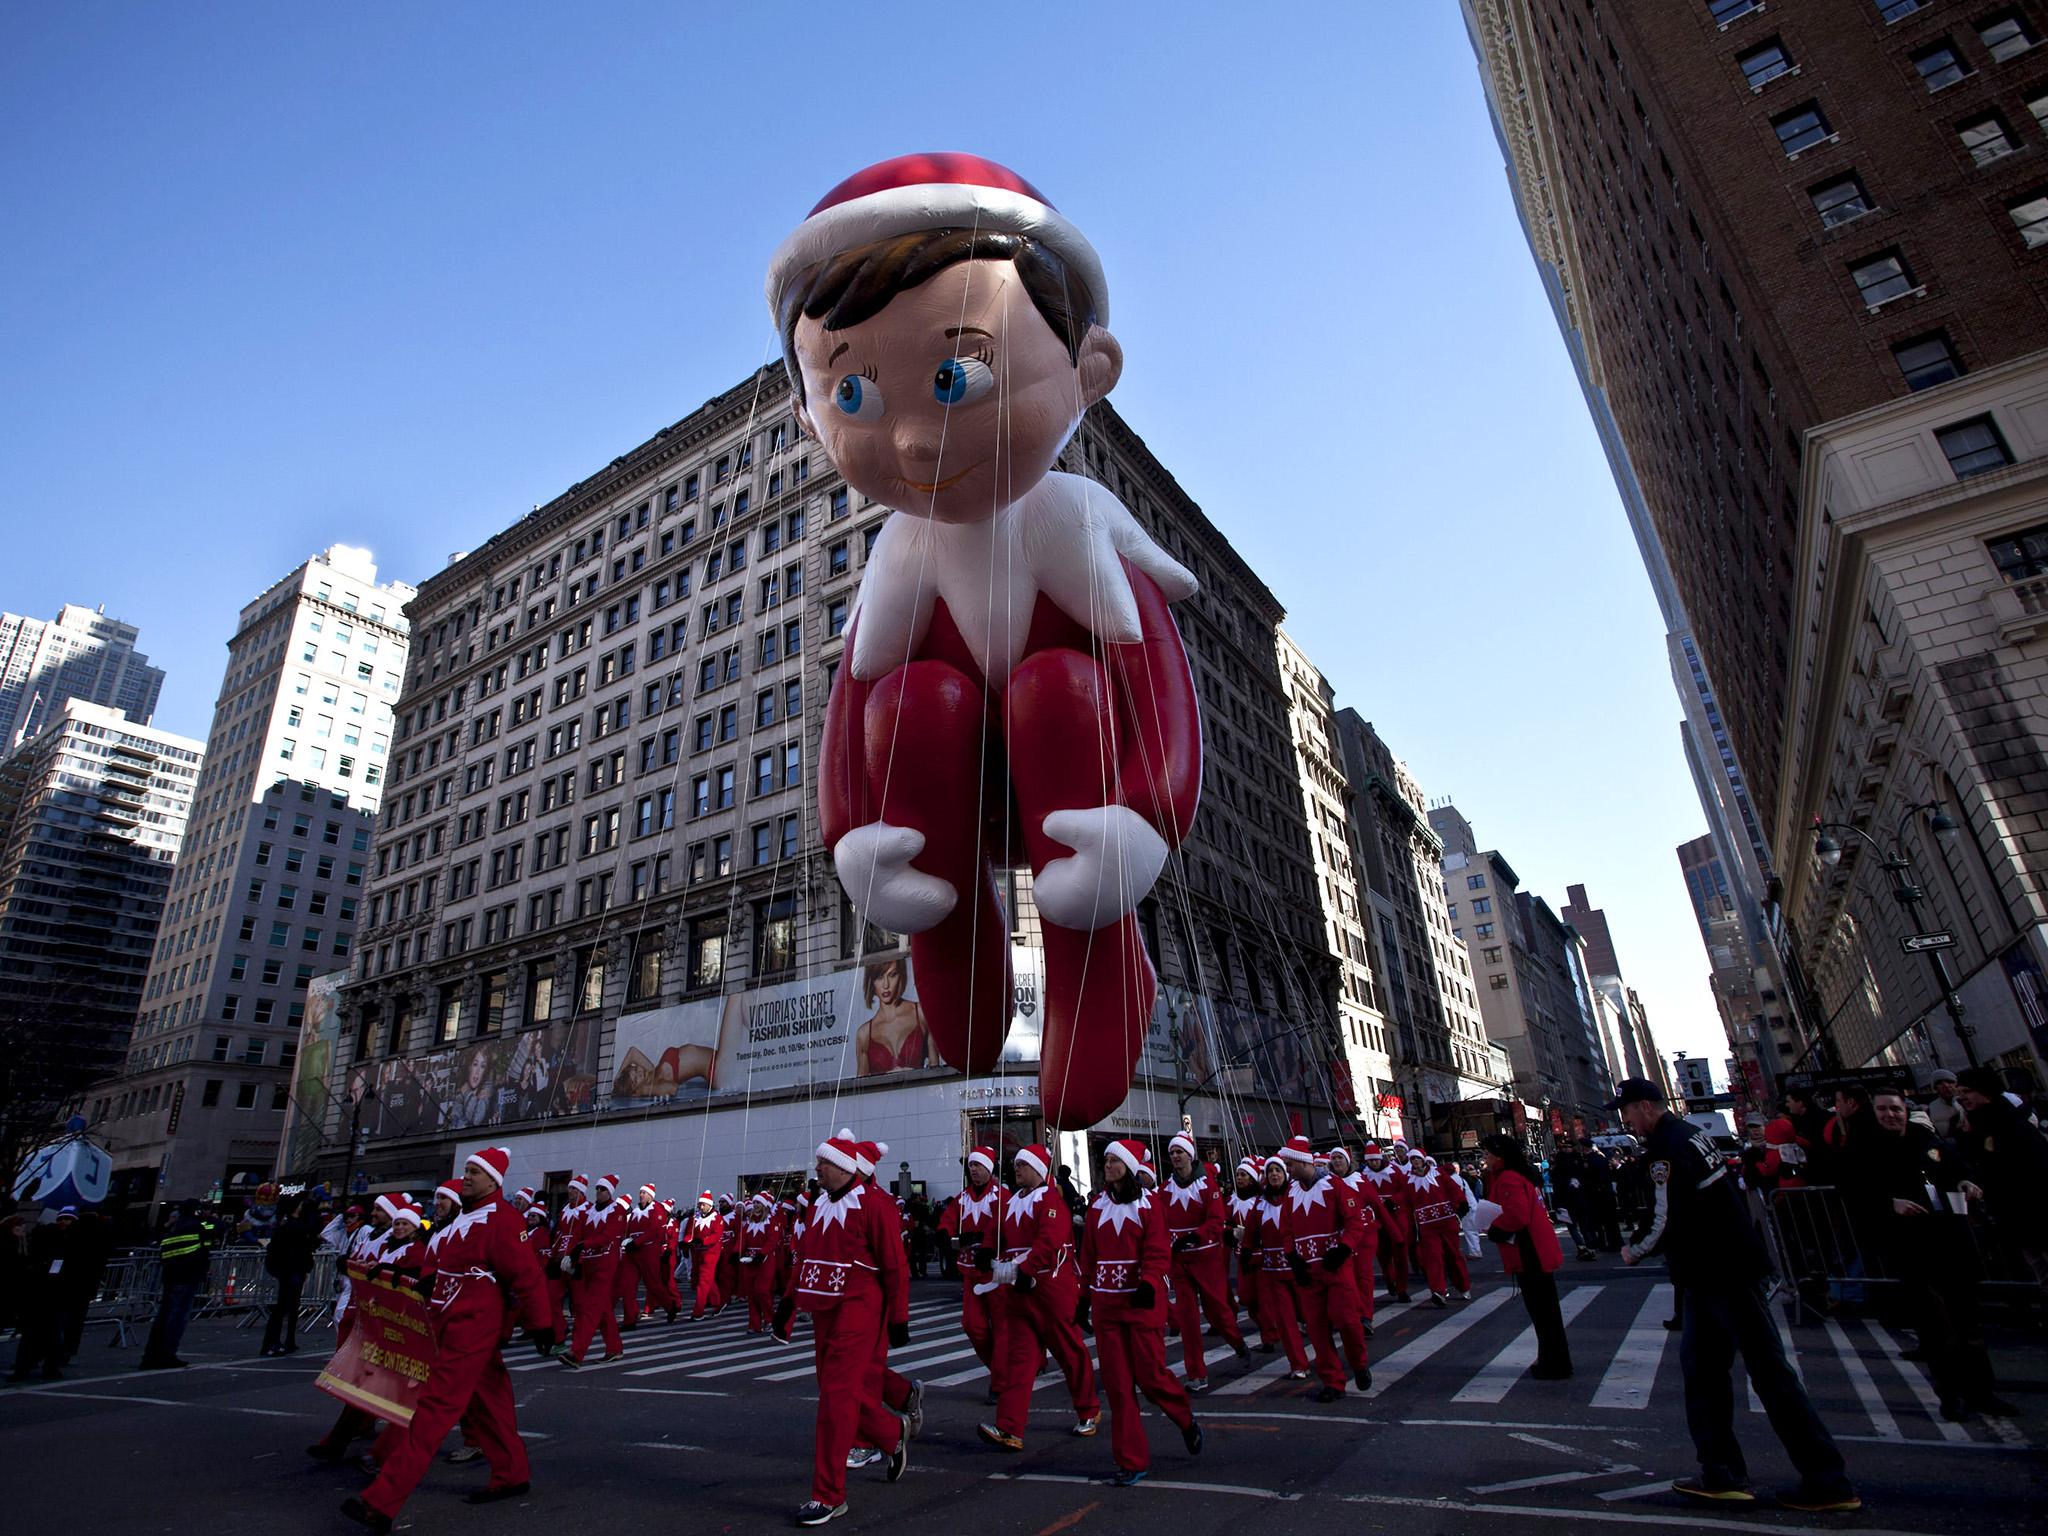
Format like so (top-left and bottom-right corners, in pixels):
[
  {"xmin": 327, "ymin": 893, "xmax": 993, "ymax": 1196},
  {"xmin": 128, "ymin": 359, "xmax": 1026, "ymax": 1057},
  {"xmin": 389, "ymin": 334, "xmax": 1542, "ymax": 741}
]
[
  {"xmin": 769, "ymin": 154, "xmax": 1201, "ymax": 1134},
  {"xmin": 789, "ymin": 258, "xmax": 1121, "ymax": 527}
]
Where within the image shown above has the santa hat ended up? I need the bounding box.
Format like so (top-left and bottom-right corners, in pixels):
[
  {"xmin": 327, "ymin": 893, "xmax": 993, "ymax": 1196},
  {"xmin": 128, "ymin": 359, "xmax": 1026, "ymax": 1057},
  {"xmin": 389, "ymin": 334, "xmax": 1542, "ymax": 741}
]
[
  {"xmin": 816, "ymin": 1131, "xmax": 862, "ymax": 1175},
  {"xmin": 1105, "ymin": 1139, "xmax": 1154, "ymax": 1184},
  {"xmin": 1361, "ymin": 1142, "xmax": 1384, "ymax": 1160},
  {"xmin": 639, "ymin": 1182, "xmax": 658, "ymax": 1200},
  {"xmin": 699, "ymin": 1190, "xmax": 717, "ymax": 1205},
  {"xmin": 1312, "ymin": 1152, "xmax": 1332, "ymax": 1171},
  {"xmin": 593, "ymin": 1173, "xmax": 620, "ymax": 1196},
  {"xmin": 1277, "ymin": 1135, "xmax": 1316, "ymax": 1166},
  {"xmin": 1167, "ymin": 1130, "xmax": 1199, "ymax": 1163},
  {"xmin": 374, "ymin": 1194, "xmax": 406, "ymax": 1222},
  {"xmin": 1326, "ymin": 1145, "xmax": 1353, "ymax": 1167},
  {"xmin": 465, "ymin": 1146, "xmax": 510, "ymax": 1188},
  {"xmin": 1013, "ymin": 1143, "xmax": 1052, "ymax": 1181},
  {"xmin": 389, "ymin": 1198, "xmax": 422, "ymax": 1229},
  {"xmin": 764, "ymin": 152, "xmax": 1109, "ymax": 326},
  {"xmin": 1391, "ymin": 1139, "xmax": 1411, "ymax": 1153},
  {"xmin": 512, "ymin": 1186, "xmax": 536, "ymax": 1207},
  {"xmin": 1235, "ymin": 1156, "xmax": 1263, "ymax": 1179},
  {"xmin": 966, "ymin": 1145, "xmax": 996, "ymax": 1175},
  {"xmin": 855, "ymin": 1139, "xmax": 889, "ymax": 1177},
  {"xmin": 1409, "ymin": 1151, "xmax": 1434, "ymax": 1167},
  {"xmin": 434, "ymin": 1179, "xmax": 463, "ymax": 1206},
  {"xmin": 747, "ymin": 1191, "xmax": 771, "ymax": 1208},
  {"xmin": 524, "ymin": 1203, "xmax": 547, "ymax": 1223},
  {"xmin": 566, "ymin": 1173, "xmax": 590, "ymax": 1196}
]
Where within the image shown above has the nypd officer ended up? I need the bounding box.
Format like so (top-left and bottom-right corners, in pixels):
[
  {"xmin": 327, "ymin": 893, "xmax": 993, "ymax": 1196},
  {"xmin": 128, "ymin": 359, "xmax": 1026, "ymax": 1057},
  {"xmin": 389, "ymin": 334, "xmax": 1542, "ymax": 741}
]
[{"xmin": 1611, "ymin": 1078, "xmax": 1858, "ymax": 1514}]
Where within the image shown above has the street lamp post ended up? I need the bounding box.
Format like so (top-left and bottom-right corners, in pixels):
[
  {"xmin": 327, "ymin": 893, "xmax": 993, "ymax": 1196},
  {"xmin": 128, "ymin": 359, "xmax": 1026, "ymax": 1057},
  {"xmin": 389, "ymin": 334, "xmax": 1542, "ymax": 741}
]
[{"xmin": 1813, "ymin": 803, "xmax": 1977, "ymax": 1068}]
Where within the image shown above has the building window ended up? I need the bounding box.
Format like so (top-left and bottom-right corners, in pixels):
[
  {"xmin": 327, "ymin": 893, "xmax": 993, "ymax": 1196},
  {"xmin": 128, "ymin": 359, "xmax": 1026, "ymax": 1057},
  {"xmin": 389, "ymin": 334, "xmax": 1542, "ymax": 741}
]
[
  {"xmin": 1986, "ymin": 520, "xmax": 2048, "ymax": 580},
  {"xmin": 1892, "ymin": 332, "xmax": 1963, "ymax": 391},
  {"xmin": 1472, "ymin": 897, "xmax": 1493, "ymax": 915},
  {"xmin": 627, "ymin": 930, "xmax": 663, "ymax": 1004},
  {"xmin": 1772, "ymin": 103, "xmax": 1832, "ymax": 155},
  {"xmin": 1489, "ymin": 973, "xmax": 1509, "ymax": 990},
  {"xmin": 438, "ymin": 984, "xmax": 464, "ymax": 1042},
  {"xmin": 236, "ymin": 1082, "xmax": 259, "ymax": 1110},
  {"xmin": 1878, "ymin": 0, "xmax": 1923, "ymax": 19},
  {"xmin": 1912, "ymin": 41, "xmax": 1970, "ymax": 92},
  {"xmin": 1808, "ymin": 173, "xmax": 1873, "ymax": 227},
  {"xmin": 1475, "ymin": 922, "xmax": 1496, "ymax": 939},
  {"xmin": 527, "ymin": 967, "xmax": 555, "ymax": 1025},
  {"xmin": 1959, "ymin": 113, "xmax": 2018, "ymax": 165},
  {"xmin": 1937, "ymin": 415, "xmax": 2014, "ymax": 478},
  {"xmin": 1849, "ymin": 250, "xmax": 1915, "ymax": 306},
  {"xmin": 1466, "ymin": 873, "xmax": 1486, "ymax": 890},
  {"xmin": 1738, "ymin": 38, "xmax": 1794, "ymax": 89},
  {"xmin": 689, "ymin": 914, "xmax": 727, "ymax": 990},
  {"xmin": 1709, "ymin": 0, "xmax": 1761, "ymax": 23},
  {"xmin": 481, "ymin": 971, "xmax": 507, "ymax": 1035},
  {"xmin": 576, "ymin": 944, "xmax": 607, "ymax": 1012},
  {"xmin": 201, "ymin": 1079, "xmax": 223, "ymax": 1107},
  {"xmin": 2008, "ymin": 190, "xmax": 2048, "ymax": 246},
  {"xmin": 1980, "ymin": 11, "xmax": 2039, "ymax": 62},
  {"xmin": 753, "ymin": 894, "xmax": 797, "ymax": 977}
]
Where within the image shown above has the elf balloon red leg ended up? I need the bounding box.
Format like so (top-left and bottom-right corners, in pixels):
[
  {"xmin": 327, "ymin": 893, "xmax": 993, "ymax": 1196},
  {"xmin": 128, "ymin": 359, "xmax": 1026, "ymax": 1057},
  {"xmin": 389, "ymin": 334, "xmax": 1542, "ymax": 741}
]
[{"xmin": 861, "ymin": 660, "xmax": 1012, "ymax": 1074}]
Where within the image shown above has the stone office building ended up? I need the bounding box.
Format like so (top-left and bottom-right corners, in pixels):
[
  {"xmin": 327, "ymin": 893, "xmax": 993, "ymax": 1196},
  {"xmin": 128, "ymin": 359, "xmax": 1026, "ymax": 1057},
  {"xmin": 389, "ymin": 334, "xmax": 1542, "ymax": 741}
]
[{"xmin": 321, "ymin": 368, "xmax": 1349, "ymax": 1203}]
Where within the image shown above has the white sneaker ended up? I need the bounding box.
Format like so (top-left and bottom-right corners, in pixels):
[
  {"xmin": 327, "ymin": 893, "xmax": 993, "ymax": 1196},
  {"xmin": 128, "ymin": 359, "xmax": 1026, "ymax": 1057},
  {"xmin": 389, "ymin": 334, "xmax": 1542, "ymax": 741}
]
[{"xmin": 845, "ymin": 1447, "xmax": 882, "ymax": 1470}]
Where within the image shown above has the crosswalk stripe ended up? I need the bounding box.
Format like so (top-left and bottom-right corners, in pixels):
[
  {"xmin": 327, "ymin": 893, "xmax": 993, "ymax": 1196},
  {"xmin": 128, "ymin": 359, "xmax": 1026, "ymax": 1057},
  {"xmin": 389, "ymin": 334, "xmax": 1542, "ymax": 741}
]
[
  {"xmin": 1591, "ymin": 1284, "xmax": 1671, "ymax": 1411},
  {"xmin": 1824, "ymin": 1316, "xmax": 1901, "ymax": 1440},
  {"xmin": 645, "ymin": 1338, "xmax": 802, "ymax": 1379},
  {"xmin": 1210, "ymin": 1353, "xmax": 1295, "ymax": 1397},
  {"xmin": 1364, "ymin": 1288, "xmax": 1515, "ymax": 1398},
  {"xmin": 758, "ymin": 1344, "xmax": 988, "ymax": 1384},
  {"xmin": 1169, "ymin": 1343, "xmax": 1240, "ymax": 1380},
  {"xmin": 1451, "ymin": 1286, "xmax": 1602, "ymax": 1403},
  {"xmin": 1864, "ymin": 1321, "xmax": 1970, "ymax": 1443}
]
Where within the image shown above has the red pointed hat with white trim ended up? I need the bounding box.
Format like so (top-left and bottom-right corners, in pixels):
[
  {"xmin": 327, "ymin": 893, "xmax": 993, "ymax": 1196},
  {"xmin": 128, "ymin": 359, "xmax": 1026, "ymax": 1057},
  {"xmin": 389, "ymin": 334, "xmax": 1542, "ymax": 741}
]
[{"xmin": 765, "ymin": 152, "xmax": 1108, "ymax": 325}]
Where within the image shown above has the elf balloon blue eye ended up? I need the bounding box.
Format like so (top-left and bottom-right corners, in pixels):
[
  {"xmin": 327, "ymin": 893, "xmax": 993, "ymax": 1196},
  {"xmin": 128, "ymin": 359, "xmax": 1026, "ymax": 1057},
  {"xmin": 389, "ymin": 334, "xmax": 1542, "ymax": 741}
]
[
  {"xmin": 835, "ymin": 374, "xmax": 884, "ymax": 421},
  {"xmin": 932, "ymin": 357, "xmax": 994, "ymax": 406}
]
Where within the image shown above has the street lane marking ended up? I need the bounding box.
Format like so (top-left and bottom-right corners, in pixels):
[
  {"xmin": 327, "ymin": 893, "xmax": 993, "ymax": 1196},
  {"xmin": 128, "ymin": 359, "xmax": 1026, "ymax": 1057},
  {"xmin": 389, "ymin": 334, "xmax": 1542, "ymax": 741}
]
[
  {"xmin": 1209, "ymin": 1354, "xmax": 1293, "ymax": 1396},
  {"xmin": 626, "ymin": 1440, "xmax": 707, "ymax": 1451},
  {"xmin": 1167, "ymin": 1343, "xmax": 1239, "ymax": 1379},
  {"xmin": 1508, "ymin": 1431, "xmax": 1604, "ymax": 1461},
  {"xmin": 760, "ymin": 1344, "xmax": 985, "ymax": 1384},
  {"xmin": 613, "ymin": 1387, "xmax": 728, "ymax": 1397},
  {"xmin": 1864, "ymin": 1321, "xmax": 1969, "ymax": 1443},
  {"xmin": 1364, "ymin": 1287, "xmax": 1514, "ymax": 1398},
  {"xmin": 1590, "ymin": 1284, "xmax": 1670, "ymax": 1411},
  {"xmin": 1034, "ymin": 1501, "xmax": 1100, "ymax": 1536},
  {"xmin": 990, "ymin": 1472, "xmax": 1301, "ymax": 1501},
  {"xmin": 1334, "ymin": 1489, "xmax": 1942, "ymax": 1536},
  {"xmin": 1824, "ymin": 1317, "xmax": 1901, "ymax": 1440},
  {"xmin": 1467, "ymin": 1470, "xmax": 1601, "ymax": 1494},
  {"xmin": 1595, "ymin": 1481, "xmax": 1671, "ymax": 1502},
  {"xmin": 1452, "ymin": 1286, "xmax": 1601, "ymax": 1403}
]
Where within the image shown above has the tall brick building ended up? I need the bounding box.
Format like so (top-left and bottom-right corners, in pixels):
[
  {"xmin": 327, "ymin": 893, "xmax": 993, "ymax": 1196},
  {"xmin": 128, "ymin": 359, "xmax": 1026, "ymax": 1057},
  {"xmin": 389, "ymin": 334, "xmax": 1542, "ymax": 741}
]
[{"xmin": 1470, "ymin": 0, "xmax": 2048, "ymax": 1082}]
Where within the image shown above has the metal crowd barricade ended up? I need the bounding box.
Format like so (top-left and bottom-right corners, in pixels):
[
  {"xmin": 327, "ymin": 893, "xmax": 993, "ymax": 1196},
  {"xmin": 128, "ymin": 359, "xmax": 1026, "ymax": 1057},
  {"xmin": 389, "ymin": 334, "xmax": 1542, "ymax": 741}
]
[
  {"xmin": 193, "ymin": 1246, "xmax": 278, "ymax": 1324},
  {"xmin": 82, "ymin": 1251, "xmax": 160, "ymax": 1347},
  {"xmin": 300, "ymin": 1250, "xmax": 341, "ymax": 1331},
  {"xmin": 1755, "ymin": 1183, "xmax": 2039, "ymax": 1323}
]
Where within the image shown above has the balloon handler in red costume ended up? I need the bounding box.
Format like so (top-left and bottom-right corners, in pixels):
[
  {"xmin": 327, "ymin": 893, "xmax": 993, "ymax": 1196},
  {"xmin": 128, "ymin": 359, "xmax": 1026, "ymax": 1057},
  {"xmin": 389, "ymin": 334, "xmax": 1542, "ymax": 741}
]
[{"xmin": 766, "ymin": 152, "xmax": 1202, "ymax": 1132}]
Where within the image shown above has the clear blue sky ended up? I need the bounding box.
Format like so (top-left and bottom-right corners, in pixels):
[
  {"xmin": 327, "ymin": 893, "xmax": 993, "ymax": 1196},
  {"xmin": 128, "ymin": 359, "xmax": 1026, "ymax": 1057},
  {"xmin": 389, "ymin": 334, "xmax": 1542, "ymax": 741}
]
[{"xmin": 0, "ymin": 4, "xmax": 1727, "ymax": 1068}]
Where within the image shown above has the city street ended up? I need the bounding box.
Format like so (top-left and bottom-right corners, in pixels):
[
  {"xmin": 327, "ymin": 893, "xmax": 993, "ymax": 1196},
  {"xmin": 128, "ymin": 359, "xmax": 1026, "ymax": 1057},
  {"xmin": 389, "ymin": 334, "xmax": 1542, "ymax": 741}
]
[{"xmin": 5, "ymin": 1261, "xmax": 2041, "ymax": 1534}]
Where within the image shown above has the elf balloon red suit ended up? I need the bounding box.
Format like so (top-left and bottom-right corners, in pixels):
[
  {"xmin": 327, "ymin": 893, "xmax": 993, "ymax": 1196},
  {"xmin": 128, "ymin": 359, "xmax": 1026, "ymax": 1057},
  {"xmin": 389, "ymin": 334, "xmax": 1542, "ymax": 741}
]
[
  {"xmin": 1277, "ymin": 1137, "xmax": 1371, "ymax": 1399},
  {"xmin": 979, "ymin": 1143, "xmax": 1100, "ymax": 1448},
  {"xmin": 937, "ymin": 1147, "xmax": 1005, "ymax": 1385},
  {"xmin": 1402, "ymin": 1152, "xmax": 1470, "ymax": 1304},
  {"xmin": 767, "ymin": 153, "xmax": 1203, "ymax": 1133},
  {"xmin": 1160, "ymin": 1131, "xmax": 1247, "ymax": 1389},
  {"xmin": 774, "ymin": 1132, "xmax": 908, "ymax": 1525},
  {"xmin": 1080, "ymin": 1140, "xmax": 1202, "ymax": 1484},
  {"xmin": 349, "ymin": 1148, "xmax": 552, "ymax": 1531},
  {"xmin": 564, "ymin": 1174, "xmax": 627, "ymax": 1363}
]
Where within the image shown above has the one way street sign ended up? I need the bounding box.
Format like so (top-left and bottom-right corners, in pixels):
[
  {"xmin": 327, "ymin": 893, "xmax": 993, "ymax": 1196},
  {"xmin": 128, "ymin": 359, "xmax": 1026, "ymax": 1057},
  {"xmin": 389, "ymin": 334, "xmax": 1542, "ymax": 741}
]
[{"xmin": 1902, "ymin": 931, "xmax": 1956, "ymax": 954}]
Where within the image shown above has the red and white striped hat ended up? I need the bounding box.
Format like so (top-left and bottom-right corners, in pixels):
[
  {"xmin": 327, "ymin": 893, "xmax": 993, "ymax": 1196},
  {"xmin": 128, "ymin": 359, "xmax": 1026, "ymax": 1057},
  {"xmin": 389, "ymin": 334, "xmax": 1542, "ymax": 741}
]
[
  {"xmin": 434, "ymin": 1178, "xmax": 464, "ymax": 1206},
  {"xmin": 374, "ymin": 1193, "xmax": 407, "ymax": 1222},
  {"xmin": 698, "ymin": 1190, "xmax": 716, "ymax": 1204},
  {"xmin": 816, "ymin": 1131, "xmax": 862, "ymax": 1175},
  {"xmin": 1326, "ymin": 1145, "xmax": 1354, "ymax": 1168},
  {"xmin": 854, "ymin": 1139, "xmax": 889, "ymax": 1177},
  {"xmin": 965, "ymin": 1146, "xmax": 996, "ymax": 1174},
  {"xmin": 566, "ymin": 1173, "xmax": 590, "ymax": 1196},
  {"xmin": 764, "ymin": 152, "xmax": 1109, "ymax": 325},
  {"xmin": 1361, "ymin": 1142, "xmax": 1384, "ymax": 1160},
  {"xmin": 593, "ymin": 1173, "xmax": 620, "ymax": 1196},
  {"xmin": 639, "ymin": 1182, "xmax": 658, "ymax": 1200},
  {"xmin": 1167, "ymin": 1130, "xmax": 1199, "ymax": 1163},
  {"xmin": 464, "ymin": 1145, "xmax": 510, "ymax": 1188},
  {"xmin": 1277, "ymin": 1135, "xmax": 1317, "ymax": 1166},
  {"xmin": 512, "ymin": 1186, "xmax": 536, "ymax": 1207},
  {"xmin": 1105, "ymin": 1139, "xmax": 1155, "ymax": 1184},
  {"xmin": 389, "ymin": 1197, "xmax": 423, "ymax": 1229},
  {"xmin": 1014, "ymin": 1142, "xmax": 1053, "ymax": 1180},
  {"xmin": 1235, "ymin": 1155, "xmax": 1264, "ymax": 1179}
]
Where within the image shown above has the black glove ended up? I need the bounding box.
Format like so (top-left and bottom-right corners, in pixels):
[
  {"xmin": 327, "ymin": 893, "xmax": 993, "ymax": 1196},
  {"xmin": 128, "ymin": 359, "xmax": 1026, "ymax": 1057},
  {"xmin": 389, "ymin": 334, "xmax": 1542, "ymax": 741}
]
[
  {"xmin": 888, "ymin": 1319, "xmax": 911, "ymax": 1348},
  {"xmin": 772, "ymin": 1297, "xmax": 795, "ymax": 1342},
  {"xmin": 1170, "ymin": 1233, "xmax": 1196, "ymax": 1253},
  {"xmin": 971, "ymin": 1245, "xmax": 995, "ymax": 1272},
  {"xmin": 1288, "ymin": 1253, "xmax": 1311, "ymax": 1283},
  {"xmin": 1133, "ymin": 1279, "xmax": 1157, "ymax": 1309},
  {"xmin": 1486, "ymin": 1226, "xmax": 1512, "ymax": 1244},
  {"xmin": 1073, "ymin": 1293, "xmax": 1092, "ymax": 1329},
  {"xmin": 367, "ymin": 1262, "xmax": 389, "ymax": 1284},
  {"xmin": 1321, "ymin": 1243, "xmax": 1351, "ymax": 1272},
  {"xmin": 526, "ymin": 1327, "xmax": 556, "ymax": 1357},
  {"xmin": 1012, "ymin": 1271, "xmax": 1036, "ymax": 1294}
]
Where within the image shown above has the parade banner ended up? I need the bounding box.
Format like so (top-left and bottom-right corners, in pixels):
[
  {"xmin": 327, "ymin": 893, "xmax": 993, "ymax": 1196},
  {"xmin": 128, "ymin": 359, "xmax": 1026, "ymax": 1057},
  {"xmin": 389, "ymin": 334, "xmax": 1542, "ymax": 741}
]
[
  {"xmin": 344, "ymin": 1016, "xmax": 601, "ymax": 1138},
  {"xmin": 315, "ymin": 1268, "xmax": 434, "ymax": 1424}
]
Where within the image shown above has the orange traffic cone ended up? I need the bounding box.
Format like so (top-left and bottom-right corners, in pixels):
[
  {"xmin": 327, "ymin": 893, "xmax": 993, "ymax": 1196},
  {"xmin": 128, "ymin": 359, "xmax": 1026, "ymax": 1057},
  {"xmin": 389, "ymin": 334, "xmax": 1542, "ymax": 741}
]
[{"xmin": 225, "ymin": 1273, "xmax": 237, "ymax": 1306}]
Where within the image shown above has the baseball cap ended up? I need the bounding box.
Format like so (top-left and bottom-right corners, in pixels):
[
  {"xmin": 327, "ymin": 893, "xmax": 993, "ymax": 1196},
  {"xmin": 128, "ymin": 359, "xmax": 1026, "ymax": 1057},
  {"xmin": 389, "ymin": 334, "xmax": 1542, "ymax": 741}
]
[{"xmin": 1604, "ymin": 1078, "xmax": 1668, "ymax": 1111}]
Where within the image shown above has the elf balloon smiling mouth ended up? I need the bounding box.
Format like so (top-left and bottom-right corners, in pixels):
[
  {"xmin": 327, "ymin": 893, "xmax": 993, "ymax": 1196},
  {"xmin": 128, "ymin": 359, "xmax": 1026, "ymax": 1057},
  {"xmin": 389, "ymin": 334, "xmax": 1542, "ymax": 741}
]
[{"xmin": 767, "ymin": 152, "xmax": 1203, "ymax": 1131}]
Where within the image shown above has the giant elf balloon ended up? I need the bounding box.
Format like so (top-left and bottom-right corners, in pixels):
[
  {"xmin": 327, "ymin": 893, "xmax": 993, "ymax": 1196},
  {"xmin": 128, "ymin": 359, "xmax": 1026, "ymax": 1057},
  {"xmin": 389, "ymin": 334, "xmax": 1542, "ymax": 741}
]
[{"xmin": 766, "ymin": 153, "xmax": 1202, "ymax": 1130}]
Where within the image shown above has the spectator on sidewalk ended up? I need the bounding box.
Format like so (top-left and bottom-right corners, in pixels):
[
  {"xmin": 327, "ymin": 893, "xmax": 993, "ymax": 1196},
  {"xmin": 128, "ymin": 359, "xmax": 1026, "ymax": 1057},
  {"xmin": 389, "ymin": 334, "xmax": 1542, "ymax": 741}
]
[
  {"xmin": 54, "ymin": 1208, "xmax": 113, "ymax": 1367},
  {"xmin": 8, "ymin": 1207, "xmax": 79, "ymax": 1382},
  {"xmin": 1952, "ymin": 1068, "xmax": 2048, "ymax": 1299},
  {"xmin": 261, "ymin": 1194, "xmax": 321, "ymax": 1356},
  {"xmin": 1480, "ymin": 1135, "xmax": 1571, "ymax": 1379},
  {"xmin": 1611, "ymin": 1078, "xmax": 1858, "ymax": 1513},
  {"xmin": 141, "ymin": 1200, "xmax": 213, "ymax": 1370},
  {"xmin": 0, "ymin": 1212, "xmax": 27, "ymax": 1339}
]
